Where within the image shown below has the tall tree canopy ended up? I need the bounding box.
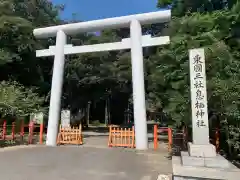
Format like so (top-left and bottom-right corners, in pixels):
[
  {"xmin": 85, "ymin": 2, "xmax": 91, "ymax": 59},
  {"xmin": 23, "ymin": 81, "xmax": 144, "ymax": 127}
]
[
  {"xmin": 0, "ymin": 0, "xmax": 239, "ymax": 157},
  {"xmin": 0, "ymin": 0, "xmax": 63, "ymax": 117}
]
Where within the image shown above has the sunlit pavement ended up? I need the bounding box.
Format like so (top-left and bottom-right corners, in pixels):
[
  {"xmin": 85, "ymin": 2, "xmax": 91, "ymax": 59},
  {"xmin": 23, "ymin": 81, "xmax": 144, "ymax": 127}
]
[{"xmin": 0, "ymin": 143, "xmax": 172, "ymax": 180}]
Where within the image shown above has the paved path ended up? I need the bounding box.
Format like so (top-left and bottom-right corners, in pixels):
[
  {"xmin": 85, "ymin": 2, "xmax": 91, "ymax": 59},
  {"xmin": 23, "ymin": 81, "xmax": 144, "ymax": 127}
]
[
  {"xmin": 0, "ymin": 135, "xmax": 172, "ymax": 180},
  {"xmin": 0, "ymin": 145, "xmax": 172, "ymax": 180}
]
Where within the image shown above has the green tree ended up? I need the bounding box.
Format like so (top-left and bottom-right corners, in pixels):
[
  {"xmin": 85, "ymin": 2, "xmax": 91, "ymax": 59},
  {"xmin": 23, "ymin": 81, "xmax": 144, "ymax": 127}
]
[
  {"xmin": 0, "ymin": 81, "xmax": 45, "ymax": 118},
  {"xmin": 149, "ymin": 1, "xmax": 240, "ymax": 156},
  {"xmin": 0, "ymin": 0, "xmax": 63, "ymax": 118}
]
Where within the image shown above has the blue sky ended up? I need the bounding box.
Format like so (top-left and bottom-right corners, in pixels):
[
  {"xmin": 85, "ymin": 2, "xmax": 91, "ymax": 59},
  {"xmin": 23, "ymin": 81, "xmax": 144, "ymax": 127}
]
[{"xmin": 52, "ymin": 0, "xmax": 159, "ymax": 21}]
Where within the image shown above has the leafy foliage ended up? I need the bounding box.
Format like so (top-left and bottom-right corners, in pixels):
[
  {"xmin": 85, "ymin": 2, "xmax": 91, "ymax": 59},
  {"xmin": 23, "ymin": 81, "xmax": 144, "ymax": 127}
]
[
  {"xmin": 0, "ymin": 81, "xmax": 45, "ymax": 118},
  {"xmin": 0, "ymin": 0, "xmax": 62, "ymax": 118},
  {"xmin": 153, "ymin": 1, "xmax": 240, "ymax": 157}
]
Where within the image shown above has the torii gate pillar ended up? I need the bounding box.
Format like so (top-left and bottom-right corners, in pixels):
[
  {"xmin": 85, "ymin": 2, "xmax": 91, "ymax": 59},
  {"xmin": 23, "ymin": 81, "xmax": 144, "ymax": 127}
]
[
  {"xmin": 130, "ymin": 19, "xmax": 148, "ymax": 149},
  {"xmin": 46, "ymin": 30, "xmax": 66, "ymax": 146}
]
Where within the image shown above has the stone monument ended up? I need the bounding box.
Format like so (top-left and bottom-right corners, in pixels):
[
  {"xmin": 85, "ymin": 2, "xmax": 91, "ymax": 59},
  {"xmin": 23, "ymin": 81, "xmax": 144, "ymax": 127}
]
[
  {"xmin": 61, "ymin": 109, "xmax": 70, "ymax": 128},
  {"xmin": 172, "ymin": 48, "xmax": 240, "ymax": 180},
  {"xmin": 30, "ymin": 112, "xmax": 44, "ymax": 124}
]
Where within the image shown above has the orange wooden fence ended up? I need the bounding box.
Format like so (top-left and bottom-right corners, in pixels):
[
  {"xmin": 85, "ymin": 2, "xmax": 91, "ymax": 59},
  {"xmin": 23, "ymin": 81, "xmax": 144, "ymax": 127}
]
[
  {"xmin": 153, "ymin": 125, "xmax": 220, "ymax": 153},
  {"xmin": 153, "ymin": 124, "xmax": 172, "ymax": 152},
  {"xmin": 0, "ymin": 120, "xmax": 44, "ymax": 144},
  {"xmin": 108, "ymin": 125, "xmax": 135, "ymax": 148},
  {"xmin": 153, "ymin": 124, "xmax": 158, "ymax": 149},
  {"xmin": 57, "ymin": 124, "xmax": 83, "ymax": 145},
  {"xmin": 28, "ymin": 121, "xmax": 45, "ymax": 144},
  {"xmin": 168, "ymin": 127, "xmax": 173, "ymax": 152}
]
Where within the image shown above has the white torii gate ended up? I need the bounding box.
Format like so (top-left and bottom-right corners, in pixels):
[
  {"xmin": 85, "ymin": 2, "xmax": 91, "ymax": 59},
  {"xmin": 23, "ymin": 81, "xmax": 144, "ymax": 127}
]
[{"xmin": 33, "ymin": 10, "xmax": 171, "ymax": 150}]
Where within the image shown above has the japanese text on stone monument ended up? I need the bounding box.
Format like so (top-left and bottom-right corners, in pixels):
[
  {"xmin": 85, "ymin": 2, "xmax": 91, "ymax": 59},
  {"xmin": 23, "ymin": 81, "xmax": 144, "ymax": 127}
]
[
  {"xmin": 61, "ymin": 110, "xmax": 70, "ymax": 127},
  {"xmin": 189, "ymin": 48, "xmax": 209, "ymax": 128}
]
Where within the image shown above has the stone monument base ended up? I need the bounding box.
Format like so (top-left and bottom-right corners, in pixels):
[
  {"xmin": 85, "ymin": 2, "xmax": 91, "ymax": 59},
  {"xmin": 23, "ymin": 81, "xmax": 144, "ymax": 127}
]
[
  {"xmin": 172, "ymin": 156, "xmax": 240, "ymax": 180},
  {"xmin": 172, "ymin": 143, "xmax": 240, "ymax": 180},
  {"xmin": 188, "ymin": 142, "xmax": 216, "ymax": 158}
]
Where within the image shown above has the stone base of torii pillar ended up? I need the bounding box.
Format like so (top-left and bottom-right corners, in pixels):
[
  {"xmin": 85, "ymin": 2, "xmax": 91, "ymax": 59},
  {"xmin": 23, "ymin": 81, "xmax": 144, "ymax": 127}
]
[{"xmin": 172, "ymin": 142, "xmax": 240, "ymax": 180}]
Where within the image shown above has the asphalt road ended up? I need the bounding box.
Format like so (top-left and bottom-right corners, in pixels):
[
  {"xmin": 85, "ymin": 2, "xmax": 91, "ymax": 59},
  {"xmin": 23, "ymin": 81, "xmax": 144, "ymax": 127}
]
[{"xmin": 0, "ymin": 145, "xmax": 172, "ymax": 180}]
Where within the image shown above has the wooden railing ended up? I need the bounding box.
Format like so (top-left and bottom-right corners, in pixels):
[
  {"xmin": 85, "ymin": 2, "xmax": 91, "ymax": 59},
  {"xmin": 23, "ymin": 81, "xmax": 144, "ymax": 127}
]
[
  {"xmin": 108, "ymin": 125, "xmax": 135, "ymax": 148},
  {"xmin": 57, "ymin": 124, "xmax": 83, "ymax": 145},
  {"xmin": 153, "ymin": 125, "xmax": 173, "ymax": 152}
]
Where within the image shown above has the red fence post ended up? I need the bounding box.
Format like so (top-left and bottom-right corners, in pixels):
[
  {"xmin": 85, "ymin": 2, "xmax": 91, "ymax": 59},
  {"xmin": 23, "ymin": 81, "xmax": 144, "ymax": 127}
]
[
  {"xmin": 3, "ymin": 120, "xmax": 6, "ymax": 140},
  {"xmin": 39, "ymin": 123, "xmax": 44, "ymax": 144},
  {"xmin": 153, "ymin": 124, "xmax": 158, "ymax": 150},
  {"xmin": 28, "ymin": 121, "xmax": 34, "ymax": 144},
  {"xmin": 11, "ymin": 122, "xmax": 15, "ymax": 140},
  {"xmin": 168, "ymin": 128, "xmax": 173, "ymax": 153}
]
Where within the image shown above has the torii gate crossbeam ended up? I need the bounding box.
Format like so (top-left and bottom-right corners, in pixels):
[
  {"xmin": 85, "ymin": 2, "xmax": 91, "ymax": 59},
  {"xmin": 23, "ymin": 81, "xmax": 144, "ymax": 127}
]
[{"xmin": 33, "ymin": 10, "xmax": 171, "ymax": 150}]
